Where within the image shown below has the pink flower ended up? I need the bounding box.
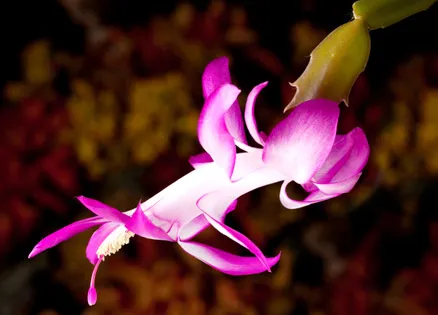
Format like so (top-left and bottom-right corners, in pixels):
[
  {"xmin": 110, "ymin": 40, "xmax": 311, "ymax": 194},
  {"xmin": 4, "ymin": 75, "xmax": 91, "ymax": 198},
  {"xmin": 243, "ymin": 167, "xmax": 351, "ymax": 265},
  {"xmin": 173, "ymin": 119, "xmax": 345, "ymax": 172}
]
[{"xmin": 28, "ymin": 57, "xmax": 369, "ymax": 306}]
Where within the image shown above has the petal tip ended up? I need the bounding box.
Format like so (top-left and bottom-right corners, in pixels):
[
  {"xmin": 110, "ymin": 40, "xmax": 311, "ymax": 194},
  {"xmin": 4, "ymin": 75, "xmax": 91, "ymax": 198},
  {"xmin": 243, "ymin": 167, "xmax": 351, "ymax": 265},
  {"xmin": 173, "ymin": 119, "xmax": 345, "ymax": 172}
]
[
  {"xmin": 76, "ymin": 195, "xmax": 85, "ymax": 203},
  {"xmin": 28, "ymin": 247, "xmax": 39, "ymax": 259}
]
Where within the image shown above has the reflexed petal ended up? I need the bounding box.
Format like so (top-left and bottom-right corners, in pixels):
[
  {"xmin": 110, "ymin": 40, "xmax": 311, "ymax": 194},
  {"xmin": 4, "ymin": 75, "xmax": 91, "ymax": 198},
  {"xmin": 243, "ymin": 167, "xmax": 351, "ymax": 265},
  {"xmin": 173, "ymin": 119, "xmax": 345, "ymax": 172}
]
[
  {"xmin": 77, "ymin": 196, "xmax": 128, "ymax": 223},
  {"xmin": 198, "ymin": 84, "xmax": 241, "ymax": 178},
  {"xmin": 244, "ymin": 82, "xmax": 268, "ymax": 146},
  {"xmin": 125, "ymin": 202, "xmax": 173, "ymax": 241},
  {"xmin": 86, "ymin": 222, "xmax": 119, "ymax": 264},
  {"xmin": 202, "ymin": 56, "xmax": 247, "ymax": 144},
  {"xmin": 314, "ymin": 128, "xmax": 369, "ymax": 184},
  {"xmin": 178, "ymin": 240, "xmax": 281, "ymax": 275},
  {"xmin": 314, "ymin": 173, "xmax": 362, "ymax": 195},
  {"xmin": 279, "ymin": 180, "xmax": 336, "ymax": 209},
  {"xmin": 202, "ymin": 56, "xmax": 232, "ymax": 98},
  {"xmin": 202, "ymin": 212, "xmax": 272, "ymax": 271},
  {"xmin": 28, "ymin": 216, "xmax": 105, "ymax": 258},
  {"xmin": 312, "ymin": 135, "xmax": 354, "ymax": 184},
  {"xmin": 263, "ymin": 99, "xmax": 339, "ymax": 184}
]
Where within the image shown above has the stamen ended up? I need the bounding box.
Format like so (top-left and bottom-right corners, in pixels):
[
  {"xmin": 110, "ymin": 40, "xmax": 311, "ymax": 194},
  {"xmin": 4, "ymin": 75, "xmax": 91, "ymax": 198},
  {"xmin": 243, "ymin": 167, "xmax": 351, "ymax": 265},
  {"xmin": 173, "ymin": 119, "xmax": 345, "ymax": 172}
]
[{"xmin": 96, "ymin": 227, "xmax": 134, "ymax": 259}]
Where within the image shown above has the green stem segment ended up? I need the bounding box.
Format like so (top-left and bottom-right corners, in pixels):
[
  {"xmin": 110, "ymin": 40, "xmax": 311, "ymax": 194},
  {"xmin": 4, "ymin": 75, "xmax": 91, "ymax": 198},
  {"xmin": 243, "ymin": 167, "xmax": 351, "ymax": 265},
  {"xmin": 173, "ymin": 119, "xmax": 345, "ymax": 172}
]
[
  {"xmin": 284, "ymin": 19, "xmax": 370, "ymax": 111},
  {"xmin": 353, "ymin": 0, "xmax": 437, "ymax": 30}
]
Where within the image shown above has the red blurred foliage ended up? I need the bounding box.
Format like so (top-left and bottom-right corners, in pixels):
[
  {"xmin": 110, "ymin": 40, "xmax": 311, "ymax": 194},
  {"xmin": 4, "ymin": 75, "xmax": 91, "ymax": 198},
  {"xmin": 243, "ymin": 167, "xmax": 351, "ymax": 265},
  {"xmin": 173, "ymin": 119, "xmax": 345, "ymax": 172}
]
[{"xmin": 0, "ymin": 96, "xmax": 79, "ymax": 255}]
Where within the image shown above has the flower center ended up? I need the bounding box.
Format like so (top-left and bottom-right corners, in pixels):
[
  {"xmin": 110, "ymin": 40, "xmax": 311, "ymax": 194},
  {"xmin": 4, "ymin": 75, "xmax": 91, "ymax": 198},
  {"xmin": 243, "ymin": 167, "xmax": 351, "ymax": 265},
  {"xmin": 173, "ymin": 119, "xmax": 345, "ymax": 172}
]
[{"xmin": 96, "ymin": 225, "xmax": 135, "ymax": 259}]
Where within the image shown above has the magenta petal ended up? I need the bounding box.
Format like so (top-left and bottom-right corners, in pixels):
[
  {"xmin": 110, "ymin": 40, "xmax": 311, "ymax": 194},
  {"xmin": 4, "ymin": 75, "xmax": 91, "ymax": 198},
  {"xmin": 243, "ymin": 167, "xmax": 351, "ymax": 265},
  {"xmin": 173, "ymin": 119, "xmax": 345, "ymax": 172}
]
[
  {"xmin": 178, "ymin": 240, "xmax": 281, "ymax": 275},
  {"xmin": 314, "ymin": 128, "xmax": 369, "ymax": 184},
  {"xmin": 225, "ymin": 102, "xmax": 248, "ymax": 145},
  {"xmin": 198, "ymin": 84, "xmax": 241, "ymax": 178},
  {"xmin": 77, "ymin": 196, "xmax": 128, "ymax": 223},
  {"xmin": 202, "ymin": 57, "xmax": 247, "ymax": 144},
  {"xmin": 188, "ymin": 152, "xmax": 213, "ymax": 169},
  {"xmin": 263, "ymin": 99, "xmax": 339, "ymax": 184},
  {"xmin": 314, "ymin": 173, "xmax": 362, "ymax": 195},
  {"xmin": 244, "ymin": 81, "xmax": 268, "ymax": 146},
  {"xmin": 125, "ymin": 202, "xmax": 173, "ymax": 241},
  {"xmin": 178, "ymin": 214, "xmax": 210, "ymax": 241},
  {"xmin": 202, "ymin": 57, "xmax": 232, "ymax": 98},
  {"xmin": 201, "ymin": 212, "xmax": 272, "ymax": 271},
  {"xmin": 29, "ymin": 216, "xmax": 105, "ymax": 258},
  {"xmin": 279, "ymin": 181, "xmax": 336, "ymax": 209},
  {"xmin": 86, "ymin": 222, "xmax": 119, "ymax": 264}
]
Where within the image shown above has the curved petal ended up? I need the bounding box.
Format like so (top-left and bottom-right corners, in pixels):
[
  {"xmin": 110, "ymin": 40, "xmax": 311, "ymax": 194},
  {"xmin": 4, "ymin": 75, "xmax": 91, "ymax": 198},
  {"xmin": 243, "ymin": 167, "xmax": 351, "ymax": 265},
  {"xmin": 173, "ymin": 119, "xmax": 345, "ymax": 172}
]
[
  {"xmin": 202, "ymin": 212, "xmax": 272, "ymax": 271},
  {"xmin": 125, "ymin": 202, "xmax": 173, "ymax": 241},
  {"xmin": 202, "ymin": 56, "xmax": 232, "ymax": 98},
  {"xmin": 28, "ymin": 216, "xmax": 105, "ymax": 258},
  {"xmin": 86, "ymin": 222, "xmax": 119, "ymax": 264},
  {"xmin": 263, "ymin": 99, "xmax": 339, "ymax": 184},
  {"xmin": 202, "ymin": 56, "xmax": 247, "ymax": 144},
  {"xmin": 279, "ymin": 180, "xmax": 336, "ymax": 209},
  {"xmin": 244, "ymin": 81, "xmax": 268, "ymax": 146},
  {"xmin": 314, "ymin": 128, "xmax": 369, "ymax": 184},
  {"xmin": 77, "ymin": 196, "xmax": 128, "ymax": 223},
  {"xmin": 311, "ymin": 135, "xmax": 354, "ymax": 185},
  {"xmin": 178, "ymin": 240, "xmax": 281, "ymax": 275},
  {"xmin": 314, "ymin": 173, "xmax": 362, "ymax": 195},
  {"xmin": 225, "ymin": 101, "xmax": 248, "ymax": 145},
  {"xmin": 198, "ymin": 84, "xmax": 241, "ymax": 178}
]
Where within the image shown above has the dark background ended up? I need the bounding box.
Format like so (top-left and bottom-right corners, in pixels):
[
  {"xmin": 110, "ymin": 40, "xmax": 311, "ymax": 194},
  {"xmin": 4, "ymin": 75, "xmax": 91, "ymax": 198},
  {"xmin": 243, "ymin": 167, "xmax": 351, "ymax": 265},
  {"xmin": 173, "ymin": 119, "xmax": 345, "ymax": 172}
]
[{"xmin": 1, "ymin": 1, "xmax": 438, "ymax": 314}]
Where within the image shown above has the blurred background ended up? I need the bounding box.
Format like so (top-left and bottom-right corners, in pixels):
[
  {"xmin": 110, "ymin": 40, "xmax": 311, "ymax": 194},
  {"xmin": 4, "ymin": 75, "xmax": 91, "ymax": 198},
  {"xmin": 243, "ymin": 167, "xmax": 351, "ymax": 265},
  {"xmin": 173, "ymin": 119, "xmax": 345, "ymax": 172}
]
[{"xmin": 1, "ymin": 0, "xmax": 438, "ymax": 314}]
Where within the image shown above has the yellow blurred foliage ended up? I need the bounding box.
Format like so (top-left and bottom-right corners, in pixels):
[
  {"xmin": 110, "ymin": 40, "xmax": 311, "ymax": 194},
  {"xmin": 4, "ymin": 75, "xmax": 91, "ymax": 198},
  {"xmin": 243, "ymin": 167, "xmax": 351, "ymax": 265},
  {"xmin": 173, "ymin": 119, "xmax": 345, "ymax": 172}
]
[
  {"xmin": 63, "ymin": 70, "xmax": 199, "ymax": 179},
  {"xmin": 421, "ymin": 89, "xmax": 438, "ymax": 122},
  {"xmin": 23, "ymin": 40, "xmax": 53, "ymax": 85}
]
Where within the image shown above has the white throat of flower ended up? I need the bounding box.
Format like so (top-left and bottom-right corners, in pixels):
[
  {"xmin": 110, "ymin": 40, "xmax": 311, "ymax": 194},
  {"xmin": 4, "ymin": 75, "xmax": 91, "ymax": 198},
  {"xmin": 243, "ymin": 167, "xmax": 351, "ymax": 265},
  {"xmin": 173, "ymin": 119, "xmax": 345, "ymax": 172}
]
[{"xmin": 96, "ymin": 225, "xmax": 135, "ymax": 260}]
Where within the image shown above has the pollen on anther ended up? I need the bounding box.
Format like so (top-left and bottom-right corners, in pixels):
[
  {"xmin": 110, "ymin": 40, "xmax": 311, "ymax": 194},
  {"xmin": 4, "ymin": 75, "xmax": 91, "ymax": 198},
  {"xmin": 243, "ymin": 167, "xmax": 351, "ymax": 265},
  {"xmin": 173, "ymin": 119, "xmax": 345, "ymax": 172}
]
[{"xmin": 96, "ymin": 226, "xmax": 134, "ymax": 259}]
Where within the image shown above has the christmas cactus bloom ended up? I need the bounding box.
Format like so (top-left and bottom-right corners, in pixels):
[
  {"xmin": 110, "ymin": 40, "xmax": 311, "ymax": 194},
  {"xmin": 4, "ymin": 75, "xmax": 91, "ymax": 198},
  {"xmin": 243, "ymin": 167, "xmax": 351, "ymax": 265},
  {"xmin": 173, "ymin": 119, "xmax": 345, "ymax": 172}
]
[
  {"xmin": 29, "ymin": 56, "xmax": 369, "ymax": 306},
  {"xmin": 193, "ymin": 57, "xmax": 370, "ymax": 209}
]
